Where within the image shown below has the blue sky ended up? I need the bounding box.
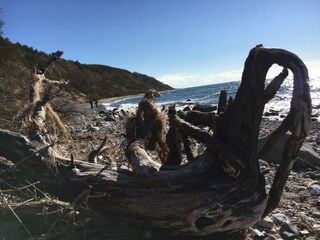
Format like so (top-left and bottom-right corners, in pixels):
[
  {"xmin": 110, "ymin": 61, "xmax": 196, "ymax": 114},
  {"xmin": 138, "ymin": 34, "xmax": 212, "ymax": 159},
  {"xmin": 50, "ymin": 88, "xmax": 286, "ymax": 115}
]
[{"xmin": 1, "ymin": 0, "xmax": 320, "ymax": 88}]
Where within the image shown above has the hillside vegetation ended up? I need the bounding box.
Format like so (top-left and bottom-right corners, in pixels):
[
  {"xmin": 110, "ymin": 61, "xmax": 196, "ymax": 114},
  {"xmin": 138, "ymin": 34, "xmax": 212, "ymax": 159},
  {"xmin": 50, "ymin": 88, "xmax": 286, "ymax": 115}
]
[{"xmin": 0, "ymin": 37, "xmax": 172, "ymax": 128}]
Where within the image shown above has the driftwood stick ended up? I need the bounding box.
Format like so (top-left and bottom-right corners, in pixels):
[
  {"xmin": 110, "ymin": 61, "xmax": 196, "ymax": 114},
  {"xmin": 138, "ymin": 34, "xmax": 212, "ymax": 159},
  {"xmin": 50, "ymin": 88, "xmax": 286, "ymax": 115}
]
[
  {"xmin": 44, "ymin": 188, "xmax": 90, "ymax": 236},
  {"xmin": 263, "ymin": 68, "xmax": 288, "ymax": 103},
  {"xmin": 259, "ymin": 111, "xmax": 293, "ymax": 159},
  {"xmin": 260, "ymin": 50, "xmax": 311, "ymax": 217},
  {"xmin": 263, "ymin": 135, "xmax": 305, "ymax": 217},
  {"xmin": 217, "ymin": 90, "xmax": 227, "ymax": 114},
  {"xmin": 171, "ymin": 115, "xmax": 214, "ymax": 145},
  {"xmin": 183, "ymin": 136, "xmax": 198, "ymax": 161},
  {"xmin": 127, "ymin": 140, "xmax": 162, "ymax": 175},
  {"xmin": 88, "ymin": 137, "xmax": 108, "ymax": 163},
  {"xmin": 172, "ymin": 115, "xmax": 244, "ymax": 177},
  {"xmin": 0, "ymin": 179, "xmax": 33, "ymax": 199},
  {"xmin": 0, "ymin": 181, "xmax": 40, "ymax": 194}
]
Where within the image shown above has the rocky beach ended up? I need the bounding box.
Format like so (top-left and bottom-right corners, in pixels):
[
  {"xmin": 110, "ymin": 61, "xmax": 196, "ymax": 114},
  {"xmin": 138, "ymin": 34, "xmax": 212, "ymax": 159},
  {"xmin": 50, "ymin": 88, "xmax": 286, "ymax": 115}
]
[{"xmin": 56, "ymin": 98, "xmax": 320, "ymax": 240}]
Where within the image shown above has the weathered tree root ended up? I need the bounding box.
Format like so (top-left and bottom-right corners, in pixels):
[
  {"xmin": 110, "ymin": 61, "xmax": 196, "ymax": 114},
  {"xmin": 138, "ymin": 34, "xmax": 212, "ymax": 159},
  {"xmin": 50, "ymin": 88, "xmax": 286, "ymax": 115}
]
[{"xmin": 0, "ymin": 46, "xmax": 311, "ymax": 238}]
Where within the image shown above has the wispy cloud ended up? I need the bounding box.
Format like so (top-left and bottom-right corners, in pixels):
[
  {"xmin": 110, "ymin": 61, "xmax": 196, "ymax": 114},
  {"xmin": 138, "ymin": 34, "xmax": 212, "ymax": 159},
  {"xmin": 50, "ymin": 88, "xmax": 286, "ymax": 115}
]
[
  {"xmin": 157, "ymin": 70, "xmax": 242, "ymax": 88},
  {"xmin": 158, "ymin": 60, "xmax": 320, "ymax": 88},
  {"xmin": 157, "ymin": 73, "xmax": 198, "ymax": 88}
]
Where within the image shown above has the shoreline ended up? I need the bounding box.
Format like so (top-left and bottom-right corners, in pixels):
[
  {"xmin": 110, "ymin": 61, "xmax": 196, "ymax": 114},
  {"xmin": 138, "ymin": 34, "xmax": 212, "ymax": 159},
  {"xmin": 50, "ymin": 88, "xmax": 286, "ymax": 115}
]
[
  {"xmin": 99, "ymin": 93, "xmax": 144, "ymax": 105},
  {"xmin": 59, "ymin": 97, "xmax": 320, "ymax": 240}
]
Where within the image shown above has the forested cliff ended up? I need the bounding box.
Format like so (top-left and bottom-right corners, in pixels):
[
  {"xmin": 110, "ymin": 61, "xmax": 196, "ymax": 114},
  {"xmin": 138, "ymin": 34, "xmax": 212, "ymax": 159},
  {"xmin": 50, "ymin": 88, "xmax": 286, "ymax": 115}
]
[{"xmin": 0, "ymin": 37, "xmax": 172, "ymax": 128}]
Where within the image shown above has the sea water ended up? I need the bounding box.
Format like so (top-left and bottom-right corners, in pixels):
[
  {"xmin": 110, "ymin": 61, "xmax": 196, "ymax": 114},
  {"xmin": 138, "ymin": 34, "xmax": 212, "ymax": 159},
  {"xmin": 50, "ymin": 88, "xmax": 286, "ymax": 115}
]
[{"xmin": 104, "ymin": 77, "xmax": 320, "ymax": 121}]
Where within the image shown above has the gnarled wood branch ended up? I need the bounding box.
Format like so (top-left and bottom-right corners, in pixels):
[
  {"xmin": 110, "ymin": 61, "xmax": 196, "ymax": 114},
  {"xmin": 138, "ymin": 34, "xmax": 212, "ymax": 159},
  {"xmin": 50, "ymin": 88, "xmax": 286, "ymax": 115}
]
[{"xmin": 0, "ymin": 46, "xmax": 311, "ymax": 238}]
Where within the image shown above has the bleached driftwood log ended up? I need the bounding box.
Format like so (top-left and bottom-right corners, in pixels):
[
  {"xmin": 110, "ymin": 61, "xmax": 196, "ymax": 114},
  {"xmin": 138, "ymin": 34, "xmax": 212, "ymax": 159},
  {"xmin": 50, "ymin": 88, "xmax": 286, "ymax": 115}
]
[{"xmin": 0, "ymin": 46, "xmax": 311, "ymax": 239}]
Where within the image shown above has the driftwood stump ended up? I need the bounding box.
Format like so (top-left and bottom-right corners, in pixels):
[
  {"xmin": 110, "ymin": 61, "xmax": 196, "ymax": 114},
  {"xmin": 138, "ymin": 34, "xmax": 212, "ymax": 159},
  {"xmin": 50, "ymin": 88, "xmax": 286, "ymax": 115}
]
[{"xmin": 0, "ymin": 46, "xmax": 311, "ymax": 239}]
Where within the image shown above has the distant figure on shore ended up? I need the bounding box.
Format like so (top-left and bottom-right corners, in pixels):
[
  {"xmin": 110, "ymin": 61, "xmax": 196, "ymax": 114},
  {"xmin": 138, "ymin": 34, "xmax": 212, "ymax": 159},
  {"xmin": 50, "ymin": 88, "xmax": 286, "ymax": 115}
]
[
  {"xmin": 94, "ymin": 98, "xmax": 98, "ymax": 108},
  {"xmin": 89, "ymin": 98, "xmax": 94, "ymax": 109}
]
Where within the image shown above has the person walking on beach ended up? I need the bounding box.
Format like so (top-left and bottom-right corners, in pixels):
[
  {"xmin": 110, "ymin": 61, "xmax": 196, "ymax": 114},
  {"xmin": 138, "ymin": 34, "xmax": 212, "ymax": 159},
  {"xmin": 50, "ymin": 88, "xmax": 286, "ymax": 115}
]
[
  {"xmin": 94, "ymin": 98, "xmax": 98, "ymax": 108},
  {"xmin": 89, "ymin": 98, "xmax": 94, "ymax": 109}
]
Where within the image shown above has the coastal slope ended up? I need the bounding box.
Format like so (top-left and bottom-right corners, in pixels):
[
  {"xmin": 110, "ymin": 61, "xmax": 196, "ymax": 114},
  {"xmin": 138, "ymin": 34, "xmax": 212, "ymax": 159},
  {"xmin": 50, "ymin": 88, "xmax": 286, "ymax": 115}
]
[{"xmin": 0, "ymin": 36, "xmax": 172, "ymax": 129}]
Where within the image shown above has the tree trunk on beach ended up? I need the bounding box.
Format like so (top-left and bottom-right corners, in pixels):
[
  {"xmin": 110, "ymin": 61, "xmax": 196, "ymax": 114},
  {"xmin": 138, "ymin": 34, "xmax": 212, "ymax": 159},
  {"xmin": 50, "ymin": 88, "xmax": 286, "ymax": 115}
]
[{"xmin": 0, "ymin": 46, "xmax": 311, "ymax": 239}]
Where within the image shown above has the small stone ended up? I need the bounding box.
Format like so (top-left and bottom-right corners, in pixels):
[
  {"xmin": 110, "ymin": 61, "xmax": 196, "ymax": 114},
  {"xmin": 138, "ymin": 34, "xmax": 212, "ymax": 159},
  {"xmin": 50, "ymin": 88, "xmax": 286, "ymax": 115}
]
[
  {"xmin": 72, "ymin": 167, "xmax": 80, "ymax": 173},
  {"xmin": 271, "ymin": 213, "xmax": 290, "ymax": 226},
  {"xmin": 249, "ymin": 228, "xmax": 265, "ymax": 237},
  {"xmin": 87, "ymin": 124, "xmax": 100, "ymax": 132},
  {"xmin": 193, "ymin": 104, "xmax": 217, "ymax": 112},
  {"xmin": 268, "ymin": 234, "xmax": 277, "ymax": 240},
  {"xmin": 300, "ymin": 229, "xmax": 309, "ymax": 235},
  {"xmin": 104, "ymin": 114, "xmax": 116, "ymax": 122},
  {"xmin": 313, "ymin": 224, "xmax": 320, "ymax": 235},
  {"xmin": 93, "ymin": 115, "xmax": 103, "ymax": 121},
  {"xmin": 310, "ymin": 184, "xmax": 320, "ymax": 196},
  {"xmin": 259, "ymin": 159, "xmax": 270, "ymax": 167},
  {"xmin": 297, "ymin": 185, "xmax": 308, "ymax": 191},
  {"xmin": 183, "ymin": 106, "xmax": 191, "ymax": 111},
  {"xmin": 279, "ymin": 223, "xmax": 299, "ymax": 236},
  {"xmin": 260, "ymin": 165, "xmax": 270, "ymax": 174},
  {"xmin": 280, "ymin": 231, "xmax": 296, "ymax": 240},
  {"xmin": 299, "ymin": 194, "xmax": 307, "ymax": 203},
  {"xmin": 303, "ymin": 171, "xmax": 317, "ymax": 179},
  {"xmin": 305, "ymin": 216, "xmax": 317, "ymax": 224},
  {"xmin": 257, "ymin": 216, "xmax": 275, "ymax": 230},
  {"xmin": 312, "ymin": 211, "xmax": 320, "ymax": 218},
  {"xmin": 95, "ymin": 121, "xmax": 104, "ymax": 127}
]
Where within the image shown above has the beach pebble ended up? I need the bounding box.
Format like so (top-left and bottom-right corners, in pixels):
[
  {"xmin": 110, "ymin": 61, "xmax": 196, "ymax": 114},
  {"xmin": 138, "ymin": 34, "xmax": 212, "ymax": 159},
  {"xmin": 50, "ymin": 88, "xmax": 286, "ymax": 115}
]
[
  {"xmin": 271, "ymin": 213, "xmax": 290, "ymax": 226},
  {"xmin": 93, "ymin": 115, "xmax": 103, "ymax": 121},
  {"xmin": 313, "ymin": 224, "xmax": 320, "ymax": 235},
  {"xmin": 88, "ymin": 124, "xmax": 100, "ymax": 132},
  {"xmin": 249, "ymin": 228, "xmax": 265, "ymax": 238},
  {"xmin": 183, "ymin": 106, "xmax": 191, "ymax": 111},
  {"xmin": 312, "ymin": 211, "xmax": 320, "ymax": 218},
  {"xmin": 303, "ymin": 171, "xmax": 317, "ymax": 179},
  {"xmin": 280, "ymin": 231, "xmax": 297, "ymax": 240},
  {"xmin": 98, "ymin": 110, "xmax": 107, "ymax": 114},
  {"xmin": 104, "ymin": 114, "xmax": 116, "ymax": 122},
  {"xmin": 310, "ymin": 184, "xmax": 320, "ymax": 196},
  {"xmin": 192, "ymin": 104, "xmax": 217, "ymax": 112},
  {"xmin": 279, "ymin": 223, "xmax": 299, "ymax": 236},
  {"xmin": 256, "ymin": 216, "xmax": 275, "ymax": 229},
  {"xmin": 297, "ymin": 185, "xmax": 308, "ymax": 191},
  {"xmin": 267, "ymin": 235, "xmax": 278, "ymax": 240},
  {"xmin": 300, "ymin": 229, "xmax": 310, "ymax": 236}
]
